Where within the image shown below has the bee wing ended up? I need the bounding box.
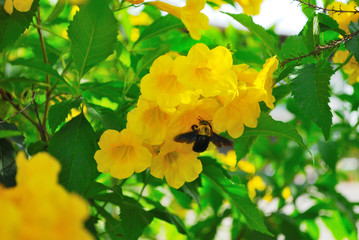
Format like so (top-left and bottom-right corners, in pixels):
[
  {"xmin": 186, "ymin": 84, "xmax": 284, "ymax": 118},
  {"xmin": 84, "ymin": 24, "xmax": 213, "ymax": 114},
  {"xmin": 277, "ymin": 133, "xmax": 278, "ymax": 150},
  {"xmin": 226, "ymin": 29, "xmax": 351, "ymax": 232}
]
[
  {"xmin": 211, "ymin": 133, "xmax": 232, "ymax": 148},
  {"xmin": 174, "ymin": 131, "xmax": 197, "ymax": 144}
]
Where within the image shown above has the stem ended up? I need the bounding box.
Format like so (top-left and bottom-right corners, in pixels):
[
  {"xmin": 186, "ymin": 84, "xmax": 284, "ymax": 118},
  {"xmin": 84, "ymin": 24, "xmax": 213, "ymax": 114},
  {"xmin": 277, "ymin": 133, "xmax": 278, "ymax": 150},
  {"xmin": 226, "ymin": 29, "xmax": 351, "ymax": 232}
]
[
  {"xmin": 30, "ymin": 22, "xmax": 67, "ymax": 40},
  {"xmin": 36, "ymin": 7, "xmax": 50, "ymax": 142}
]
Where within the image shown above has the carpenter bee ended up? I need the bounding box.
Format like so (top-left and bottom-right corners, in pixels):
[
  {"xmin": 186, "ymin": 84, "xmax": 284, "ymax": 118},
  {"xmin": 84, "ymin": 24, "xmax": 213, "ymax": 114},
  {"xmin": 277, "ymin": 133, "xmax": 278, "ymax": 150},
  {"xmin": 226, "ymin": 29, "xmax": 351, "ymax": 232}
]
[{"xmin": 174, "ymin": 118, "xmax": 232, "ymax": 153}]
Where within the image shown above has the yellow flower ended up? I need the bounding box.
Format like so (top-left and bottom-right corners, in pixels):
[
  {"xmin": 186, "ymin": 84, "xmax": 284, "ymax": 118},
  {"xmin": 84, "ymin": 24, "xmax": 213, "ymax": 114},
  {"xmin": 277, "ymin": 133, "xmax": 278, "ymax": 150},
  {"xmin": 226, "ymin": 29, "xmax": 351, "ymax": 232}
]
[
  {"xmin": 282, "ymin": 186, "xmax": 291, "ymax": 201},
  {"xmin": 237, "ymin": 160, "xmax": 255, "ymax": 174},
  {"xmin": 129, "ymin": 12, "xmax": 153, "ymax": 26},
  {"xmin": 140, "ymin": 55, "xmax": 199, "ymax": 112},
  {"xmin": 150, "ymin": 140, "xmax": 202, "ymax": 189},
  {"xmin": 167, "ymin": 98, "xmax": 220, "ymax": 139},
  {"xmin": 127, "ymin": 97, "xmax": 172, "ymax": 145},
  {"xmin": 94, "ymin": 129, "xmax": 152, "ymax": 179},
  {"xmin": 247, "ymin": 175, "xmax": 266, "ymax": 199},
  {"xmin": 4, "ymin": 0, "xmax": 34, "ymax": 15},
  {"xmin": 150, "ymin": 0, "xmax": 209, "ymax": 40},
  {"xmin": 212, "ymin": 86, "xmax": 261, "ymax": 138},
  {"xmin": 216, "ymin": 149, "xmax": 238, "ymax": 171},
  {"xmin": 328, "ymin": 1, "xmax": 359, "ymax": 33},
  {"xmin": 332, "ymin": 50, "xmax": 359, "ymax": 84},
  {"xmin": 176, "ymin": 43, "xmax": 237, "ymax": 98},
  {"xmin": 0, "ymin": 152, "xmax": 93, "ymax": 240},
  {"xmin": 234, "ymin": 0, "xmax": 263, "ymax": 15}
]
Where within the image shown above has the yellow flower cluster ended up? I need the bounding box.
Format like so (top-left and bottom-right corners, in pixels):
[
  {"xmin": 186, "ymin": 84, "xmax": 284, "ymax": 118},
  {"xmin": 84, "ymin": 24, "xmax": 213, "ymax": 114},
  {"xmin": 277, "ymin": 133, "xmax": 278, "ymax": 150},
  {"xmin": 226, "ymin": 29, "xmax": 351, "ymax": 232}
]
[
  {"xmin": 149, "ymin": 0, "xmax": 209, "ymax": 40},
  {"xmin": 4, "ymin": 0, "xmax": 33, "ymax": 15},
  {"xmin": 95, "ymin": 43, "xmax": 278, "ymax": 189},
  {"xmin": 235, "ymin": 0, "xmax": 264, "ymax": 15},
  {"xmin": 332, "ymin": 50, "xmax": 359, "ymax": 84},
  {"xmin": 328, "ymin": 1, "xmax": 359, "ymax": 33},
  {"xmin": 0, "ymin": 152, "xmax": 93, "ymax": 240}
]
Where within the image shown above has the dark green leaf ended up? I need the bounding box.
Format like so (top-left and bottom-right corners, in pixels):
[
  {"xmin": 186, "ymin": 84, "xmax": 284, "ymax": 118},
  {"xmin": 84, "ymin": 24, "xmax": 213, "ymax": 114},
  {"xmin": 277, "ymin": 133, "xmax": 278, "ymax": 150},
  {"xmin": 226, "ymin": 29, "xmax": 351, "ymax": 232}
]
[
  {"xmin": 86, "ymin": 103, "xmax": 125, "ymax": 131},
  {"xmin": 345, "ymin": 22, "xmax": 359, "ymax": 63},
  {"xmin": 241, "ymin": 113, "xmax": 310, "ymax": 155},
  {"xmin": 48, "ymin": 98, "xmax": 82, "ymax": 133},
  {"xmin": 202, "ymin": 162, "xmax": 272, "ymax": 236},
  {"xmin": 27, "ymin": 140, "xmax": 47, "ymax": 155},
  {"xmin": 280, "ymin": 36, "xmax": 308, "ymax": 60},
  {"xmin": 234, "ymin": 136, "xmax": 257, "ymax": 161},
  {"xmin": 48, "ymin": 113, "xmax": 98, "ymax": 195},
  {"xmin": 180, "ymin": 180, "xmax": 201, "ymax": 208},
  {"xmin": 317, "ymin": 13, "xmax": 345, "ymax": 35},
  {"xmin": 272, "ymin": 84, "xmax": 292, "ymax": 104},
  {"xmin": 68, "ymin": 0, "xmax": 118, "ymax": 77},
  {"xmin": 149, "ymin": 208, "xmax": 190, "ymax": 237},
  {"xmin": 120, "ymin": 197, "xmax": 153, "ymax": 240},
  {"xmin": 10, "ymin": 59, "xmax": 71, "ymax": 89},
  {"xmin": 0, "ymin": 0, "xmax": 39, "ymax": 51},
  {"xmin": 81, "ymin": 81, "xmax": 124, "ymax": 102},
  {"xmin": 291, "ymin": 60, "xmax": 333, "ymax": 139},
  {"xmin": 226, "ymin": 13, "xmax": 280, "ymax": 59},
  {"xmin": 318, "ymin": 141, "xmax": 338, "ymax": 171},
  {"xmin": 134, "ymin": 14, "xmax": 183, "ymax": 46},
  {"xmin": 0, "ymin": 77, "xmax": 42, "ymax": 94},
  {"xmin": 0, "ymin": 138, "xmax": 16, "ymax": 187}
]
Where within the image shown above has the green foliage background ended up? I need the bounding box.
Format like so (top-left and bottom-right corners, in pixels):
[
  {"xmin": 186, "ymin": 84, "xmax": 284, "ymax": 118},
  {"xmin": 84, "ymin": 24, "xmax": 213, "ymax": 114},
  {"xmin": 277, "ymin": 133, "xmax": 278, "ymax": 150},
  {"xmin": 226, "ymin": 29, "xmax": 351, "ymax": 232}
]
[{"xmin": 0, "ymin": 0, "xmax": 359, "ymax": 239}]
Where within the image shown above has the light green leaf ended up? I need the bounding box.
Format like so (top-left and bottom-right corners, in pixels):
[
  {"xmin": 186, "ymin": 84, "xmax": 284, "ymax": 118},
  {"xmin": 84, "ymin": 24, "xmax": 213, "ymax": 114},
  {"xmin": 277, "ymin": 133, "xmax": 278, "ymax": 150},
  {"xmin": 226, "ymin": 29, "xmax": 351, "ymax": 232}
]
[
  {"xmin": 134, "ymin": 14, "xmax": 183, "ymax": 46},
  {"xmin": 0, "ymin": 0, "xmax": 39, "ymax": 51},
  {"xmin": 48, "ymin": 98, "xmax": 82, "ymax": 133},
  {"xmin": 48, "ymin": 113, "xmax": 99, "ymax": 195},
  {"xmin": 0, "ymin": 130, "xmax": 22, "ymax": 139},
  {"xmin": 241, "ymin": 113, "xmax": 311, "ymax": 155},
  {"xmin": 68, "ymin": 0, "xmax": 118, "ymax": 77},
  {"xmin": 201, "ymin": 159, "xmax": 272, "ymax": 236},
  {"xmin": 226, "ymin": 13, "xmax": 281, "ymax": 59},
  {"xmin": 46, "ymin": 0, "xmax": 66, "ymax": 22},
  {"xmin": 291, "ymin": 60, "xmax": 333, "ymax": 140}
]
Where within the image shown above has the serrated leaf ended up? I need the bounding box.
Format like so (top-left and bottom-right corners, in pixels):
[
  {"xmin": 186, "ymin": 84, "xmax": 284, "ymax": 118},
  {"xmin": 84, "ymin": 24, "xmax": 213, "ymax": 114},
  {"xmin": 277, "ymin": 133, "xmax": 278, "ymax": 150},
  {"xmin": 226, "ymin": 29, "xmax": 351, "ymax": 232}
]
[
  {"xmin": 291, "ymin": 61, "xmax": 333, "ymax": 139},
  {"xmin": 10, "ymin": 59, "xmax": 71, "ymax": 89},
  {"xmin": 68, "ymin": 0, "xmax": 118, "ymax": 77},
  {"xmin": 201, "ymin": 162, "xmax": 272, "ymax": 236},
  {"xmin": 48, "ymin": 98, "xmax": 82, "ymax": 133},
  {"xmin": 241, "ymin": 113, "xmax": 311, "ymax": 155},
  {"xmin": 48, "ymin": 113, "xmax": 98, "ymax": 195},
  {"xmin": 318, "ymin": 141, "xmax": 338, "ymax": 171},
  {"xmin": 134, "ymin": 14, "xmax": 183, "ymax": 46},
  {"xmin": 120, "ymin": 197, "xmax": 153, "ymax": 240},
  {"xmin": 0, "ymin": 139, "xmax": 16, "ymax": 187},
  {"xmin": 226, "ymin": 13, "xmax": 281, "ymax": 59},
  {"xmin": 280, "ymin": 36, "xmax": 308, "ymax": 60},
  {"xmin": 345, "ymin": 22, "xmax": 359, "ymax": 63},
  {"xmin": 0, "ymin": 0, "xmax": 39, "ymax": 51}
]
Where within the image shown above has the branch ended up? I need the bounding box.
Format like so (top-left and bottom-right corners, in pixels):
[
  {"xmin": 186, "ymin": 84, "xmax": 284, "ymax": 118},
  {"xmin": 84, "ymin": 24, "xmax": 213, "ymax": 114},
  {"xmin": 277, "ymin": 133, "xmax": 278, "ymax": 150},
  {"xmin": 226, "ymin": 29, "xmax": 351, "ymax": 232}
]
[
  {"xmin": 296, "ymin": 0, "xmax": 359, "ymax": 14},
  {"xmin": 0, "ymin": 92, "xmax": 36, "ymax": 124},
  {"xmin": 281, "ymin": 30, "xmax": 359, "ymax": 67}
]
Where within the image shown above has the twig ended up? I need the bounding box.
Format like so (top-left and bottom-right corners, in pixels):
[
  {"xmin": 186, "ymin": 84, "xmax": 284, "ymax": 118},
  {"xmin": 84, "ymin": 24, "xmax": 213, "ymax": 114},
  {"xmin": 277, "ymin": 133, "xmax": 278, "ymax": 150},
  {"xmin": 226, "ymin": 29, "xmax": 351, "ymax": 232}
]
[
  {"xmin": 296, "ymin": 0, "xmax": 359, "ymax": 14},
  {"xmin": 36, "ymin": 7, "xmax": 50, "ymax": 142},
  {"xmin": 0, "ymin": 92, "xmax": 36, "ymax": 124},
  {"xmin": 281, "ymin": 30, "xmax": 359, "ymax": 67}
]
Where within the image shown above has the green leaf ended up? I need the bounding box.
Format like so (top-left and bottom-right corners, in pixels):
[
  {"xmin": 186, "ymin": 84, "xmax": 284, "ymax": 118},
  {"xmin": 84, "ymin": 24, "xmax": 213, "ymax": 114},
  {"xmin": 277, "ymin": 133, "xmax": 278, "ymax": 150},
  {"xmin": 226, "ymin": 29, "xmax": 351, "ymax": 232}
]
[
  {"xmin": 0, "ymin": 139, "xmax": 16, "ymax": 187},
  {"xmin": 27, "ymin": 140, "xmax": 47, "ymax": 156},
  {"xmin": 68, "ymin": 0, "xmax": 118, "ymax": 77},
  {"xmin": 302, "ymin": 14, "xmax": 320, "ymax": 52},
  {"xmin": 201, "ymin": 162, "xmax": 272, "ymax": 236},
  {"xmin": 10, "ymin": 59, "xmax": 71, "ymax": 89},
  {"xmin": 318, "ymin": 141, "xmax": 338, "ymax": 171},
  {"xmin": 48, "ymin": 113, "xmax": 98, "ymax": 195},
  {"xmin": 317, "ymin": 13, "xmax": 345, "ymax": 35},
  {"xmin": 46, "ymin": 0, "xmax": 66, "ymax": 22},
  {"xmin": 180, "ymin": 180, "xmax": 201, "ymax": 208},
  {"xmin": 134, "ymin": 14, "xmax": 183, "ymax": 46},
  {"xmin": 226, "ymin": 13, "xmax": 281, "ymax": 59},
  {"xmin": 81, "ymin": 81, "xmax": 124, "ymax": 102},
  {"xmin": 120, "ymin": 197, "xmax": 153, "ymax": 240},
  {"xmin": 149, "ymin": 208, "xmax": 190, "ymax": 237},
  {"xmin": 0, "ymin": 130, "xmax": 22, "ymax": 138},
  {"xmin": 345, "ymin": 22, "xmax": 359, "ymax": 63},
  {"xmin": 280, "ymin": 36, "xmax": 308, "ymax": 60},
  {"xmin": 0, "ymin": 77, "xmax": 42, "ymax": 94},
  {"xmin": 48, "ymin": 98, "xmax": 82, "ymax": 133},
  {"xmin": 291, "ymin": 60, "xmax": 333, "ymax": 139},
  {"xmin": 0, "ymin": 0, "xmax": 39, "ymax": 51},
  {"xmin": 241, "ymin": 113, "xmax": 310, "ymax": 155},
  {"xmin": 301, "ymin": 0, "xmax": 316, "ymax": 18},
  {"xmin": 234, "ymin": 136, "xmax": 257, "ymax": 161}
]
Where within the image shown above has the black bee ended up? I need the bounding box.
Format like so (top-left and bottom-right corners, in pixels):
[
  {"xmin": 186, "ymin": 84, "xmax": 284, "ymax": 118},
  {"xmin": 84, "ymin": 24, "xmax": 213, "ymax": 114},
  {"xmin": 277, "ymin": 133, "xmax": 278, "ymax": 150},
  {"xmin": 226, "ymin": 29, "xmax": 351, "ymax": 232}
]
[{"xmin": 174, "ymin": 118, "xmax": 232, "ymax": 153}]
